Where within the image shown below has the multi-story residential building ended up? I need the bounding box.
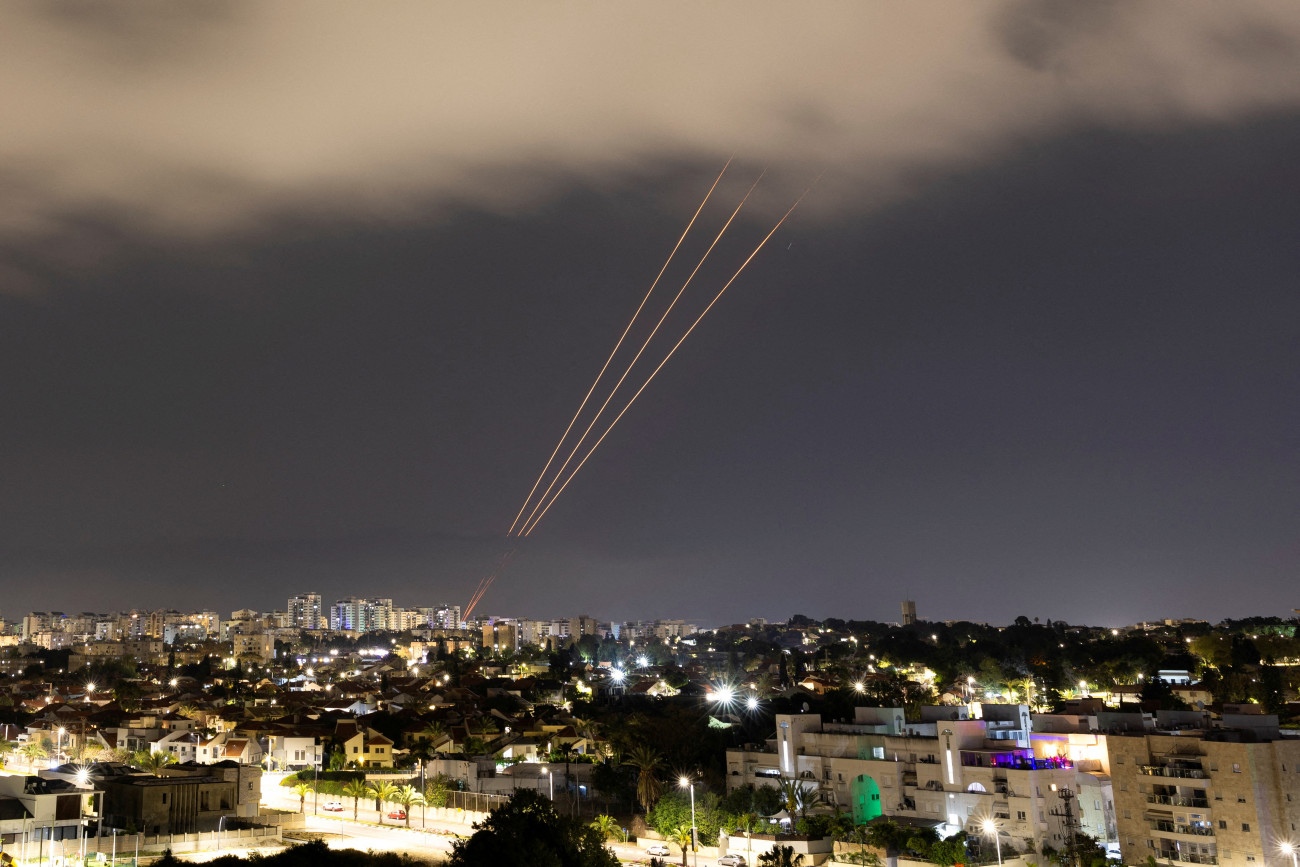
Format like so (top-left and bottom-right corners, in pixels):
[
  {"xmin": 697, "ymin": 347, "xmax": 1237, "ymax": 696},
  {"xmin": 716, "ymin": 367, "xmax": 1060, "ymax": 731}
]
[
  {"xmin": 483, "ymin": 619, "xmax": 519, "ymax": 654},
  {"xmin": 1109, "ymin": 711, "xmax": 1300, "ymax": 867},
  {"xmin": 329, "ymin": 598, "xmax": 393, "ymax": 633},
  {"xmin": 727, "ymin": 706, "xmax": 1087, "ymax": 855},
  {"xmin": 231, "ymin": 632, "xmax": 274, "ymax": 663},
  {"xmin": 288, "ymin": 593, "xmax": 323, "ymax": 630}
]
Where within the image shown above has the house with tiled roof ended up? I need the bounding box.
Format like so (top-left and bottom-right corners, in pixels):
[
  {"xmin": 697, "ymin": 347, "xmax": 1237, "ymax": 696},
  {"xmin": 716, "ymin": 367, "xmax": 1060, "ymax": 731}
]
[{"xmin": 333, "ymin": 720, "xmax": 394, "ymax": 768}]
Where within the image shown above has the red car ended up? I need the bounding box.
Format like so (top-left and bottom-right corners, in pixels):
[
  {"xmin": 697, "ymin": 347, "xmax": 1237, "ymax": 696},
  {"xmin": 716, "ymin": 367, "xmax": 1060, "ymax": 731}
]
[{"xmin": 387, "ymin": 810, "xmax": 406, "ymax": 820}]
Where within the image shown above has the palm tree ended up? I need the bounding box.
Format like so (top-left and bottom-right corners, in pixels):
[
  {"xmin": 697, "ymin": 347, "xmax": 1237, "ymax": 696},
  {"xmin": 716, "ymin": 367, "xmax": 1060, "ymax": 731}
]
[
  {"xmin": 666, "ymin": 824, "xmax": 694, "ymax": 867},
  {"xmin": 758, "ymin": 844, "xmax": 805, "ymax": 866},
  {"xmin": 391, "ymin": 784, "xmax": 424, "ymax": 828},
  {"xmin": 133, "ymin": 750, "xmax": 177, "ymax": 776},
  {"xmin": 777, "ymin": 778, "xmax": 816, "ymax": 821},
  {"xmin": 19, "ymin": 739, "xmax": 48, "ymax": 769},
  {"xmin": 735, "ymin": 812, "xmax": 760, "ymax": 864},
  {"xmin": 342, "ymin": 778, "xmax": 369, "ymax": 821},
  {"xmin": 590, "ymin": 814, "xmax": 625, "ymax": 842},
  {"xmin": 368, "ymin": 780, "xmax": 398, "ymax": 824},
  {"xmin": 291, "ymin": 781, "xmax": 313, "ymax": 813},
  {"xmin": 420, "ymin": 721, "xmax": 450, "ymax": 753},
  {"xmin": 623, "ymin": 743, "xmax": 663, "ymax": 812}
]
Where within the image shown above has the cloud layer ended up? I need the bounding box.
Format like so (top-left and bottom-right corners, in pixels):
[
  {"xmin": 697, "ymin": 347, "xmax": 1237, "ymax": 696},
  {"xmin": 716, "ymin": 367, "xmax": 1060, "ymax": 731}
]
[{"xmin": 4, "ymin": 0, "xmax": 1300, "ymax": 246}]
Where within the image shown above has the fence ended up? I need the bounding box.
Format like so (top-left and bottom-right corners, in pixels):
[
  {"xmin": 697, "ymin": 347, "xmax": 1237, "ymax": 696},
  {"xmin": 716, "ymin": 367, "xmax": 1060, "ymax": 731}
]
[{"xmin": 12, "ymin": 827, "xmax": 285, "ymax": 867}]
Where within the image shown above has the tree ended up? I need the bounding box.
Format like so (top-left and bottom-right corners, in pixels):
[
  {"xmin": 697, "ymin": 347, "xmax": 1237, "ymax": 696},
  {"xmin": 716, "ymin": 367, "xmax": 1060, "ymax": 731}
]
[
  {"xmin": 758, "ymin": 844, "xmax": 805, "ymax": 867},
  {"xmin": 425, "ymin": 775, "xmax": 451, "ymax": 808},
  {"xmin": 446, "ymin": 789, "xmax": 618, "ymax": 867},
  {"xmin": 665, "ymin": 825, "xmax": 694, "ymax": 867},
  {"xmin": 391, "ymin": 784, "xmax": 425, "ymax": 828},
  {"xmin": 590, "ymin": 814, "xmax": 624, "ymax": 842},
  {"xmin": 132, "ymin": 750, "xmax": 177, "ymax": 776},
  {"xmin": 342, "ymin": 779, "xmax": 369, "ymax": 821},
  {"xmin": 623, "ymin": 743, "xmax": 663, "ymax": 812},
  {"xmin": 19, "ymin": 739, "xmax": 49, "ymax": 769},
  {"xmin": 368, "ymin": 780, "xmax": 399, "ymax": 824},
  {"xmin": 291, "ymin": 781, "xmax": 313, "ymax": 813},
  {"xmin": 0, "ymin": 739, "xmax": 15, "ymax": 767},
  {"xmin": 777, "ymin": 778, "xmax": 816, "ymax": 821}
]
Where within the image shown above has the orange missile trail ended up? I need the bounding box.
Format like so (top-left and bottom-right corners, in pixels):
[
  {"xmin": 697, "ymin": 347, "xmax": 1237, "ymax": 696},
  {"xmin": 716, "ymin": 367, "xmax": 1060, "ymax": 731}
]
[
  {"xmin": 462, "ymin": 547, "xmax": 515, "ymax": 622},
  {"xmin": 504, "ymin": 158, "xmax": 734, "ymax": 537},
  {"xmin": 515, "ymin": 170, "xmax": 766, "ymax": 536},
  {"xmin": 521, "ymin": 184, "xmax": 815, "ymax": 537}
]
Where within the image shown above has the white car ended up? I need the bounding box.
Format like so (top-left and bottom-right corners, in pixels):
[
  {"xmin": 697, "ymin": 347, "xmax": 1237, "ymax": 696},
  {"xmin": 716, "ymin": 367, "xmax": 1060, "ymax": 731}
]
[
  {"xmin": 321, "ymin": 801, "xmax": 345, "ymax": 812},
  {"xmin": 718, "ymin": 857, "xmax": 747, "ymax": 866},
  {"xmin": 646, "ymin": 843, "xmax": 671, "ymax": 856}
]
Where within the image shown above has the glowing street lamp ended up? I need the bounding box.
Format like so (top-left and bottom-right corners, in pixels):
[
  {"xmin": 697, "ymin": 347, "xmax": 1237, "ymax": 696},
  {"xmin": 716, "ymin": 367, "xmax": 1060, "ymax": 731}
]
[
  {"xmin": 541, "ymin": 768, "xmax": 553, "ymax": 801},
  {"xmin": 679, "ymin": 776, "xmax": 697, "ymax": 865},
  {"xmin": 853, "ymin": 681, "xmax": 865, "ymax": 694},
  {"xmin": 745, "ymin": 695, "xmax": 759, "ymax": 711},
  {"xmin": 1280, "ymin": 842, "xmax": 1297, "ymax": 867},
  {"xmin": 981, "ymin": 818, "xmax": 1002, "ymax": 866}
]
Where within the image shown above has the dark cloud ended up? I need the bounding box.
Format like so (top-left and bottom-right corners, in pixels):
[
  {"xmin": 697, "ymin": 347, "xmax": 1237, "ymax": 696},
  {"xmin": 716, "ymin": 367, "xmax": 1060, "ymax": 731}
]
[{"xmin": 1, "ymin": 5, "xmax": 1298, "ymax": 626}]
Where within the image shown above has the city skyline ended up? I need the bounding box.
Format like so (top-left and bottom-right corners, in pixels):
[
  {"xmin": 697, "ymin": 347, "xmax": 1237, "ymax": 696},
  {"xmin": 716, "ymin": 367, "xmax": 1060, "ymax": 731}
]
[{"xmin": 2, "ymin": 5, "xmax": 1298, "ymax": 624}]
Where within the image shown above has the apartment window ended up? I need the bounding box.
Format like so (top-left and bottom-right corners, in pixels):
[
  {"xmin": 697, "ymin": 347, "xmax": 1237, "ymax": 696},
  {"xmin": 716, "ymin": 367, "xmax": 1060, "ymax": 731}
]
[
  {"xmin": 1232, "ymin": 764, "xmax": 1241, "ymax": 773},
  {"xmin": 1238, "ymin": 797, "xmax": 1247, "ymax": 803},
  {"xmin": 1247, "ymin": 858, "xmax": 1256, "ymax": 863},
  {"xmin": 1115, "ymin": 757, "xmax": 1124, "ymax": 764},
  {"xmin": 1120, "ymin": 782, "xmax": 1128, "ymax": 792},
  {"xmin": 1124, "ymin": 811, "xmax": 1131, "ymax": 820},
  {"xmin": 353, "ymin": 746, "xmax": 359, "ymax": 753},
  {"xmin": 1094, "ymin": 800, "xmax": 1101, "ymax": 810},
  {"xmin": 1242, "ymin": 824, "xmax": 1250, "ymax": 832},
  {"xmin": 1219, "ymin": 821, "xmax": 1227, "ymax": 830},
  {"xmin": 161, "ymin": 793, "xmax": 168, "ymax": 804},
  {"xmin": 1018, "ymin": 812, "xmax": 1026, "ymax": 821}
]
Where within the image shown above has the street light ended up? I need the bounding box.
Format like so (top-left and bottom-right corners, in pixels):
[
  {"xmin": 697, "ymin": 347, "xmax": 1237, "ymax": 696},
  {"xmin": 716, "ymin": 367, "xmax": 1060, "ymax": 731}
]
[
  {"xmin": 1280, "ymin": 842, "xmax": 1297, "ymax": 867},
  {"xmin": 981, "ymin": 818, "xmax": 1002, "ymax": 866},
  {"xmin": 679, "ymin": 776, "xmax": 697, "ymax": 866},
  {"xmin": 542, "ymin": 768, "xmax": 553, "ymax": 801},
  {"xmin": 56, "ymin": 728, "xmax": 65, "ymax": 766}
]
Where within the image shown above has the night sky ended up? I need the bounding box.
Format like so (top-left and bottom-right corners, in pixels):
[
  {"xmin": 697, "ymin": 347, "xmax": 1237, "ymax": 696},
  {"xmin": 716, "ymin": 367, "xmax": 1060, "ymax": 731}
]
[{"xmin": 2, "ymin": 3, "xmax": 1299, "ymax": 626}]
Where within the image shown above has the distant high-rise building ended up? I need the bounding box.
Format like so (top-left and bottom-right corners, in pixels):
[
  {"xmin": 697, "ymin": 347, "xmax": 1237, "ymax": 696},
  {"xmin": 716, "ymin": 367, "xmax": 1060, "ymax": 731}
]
[
  {"xmin": 329, "ymin": 597, "xmax": 393, "ymax": 633},
  {"xmin": 902, "ymin": 599, "xmax": 917, "ymax": 626},
  {"xmin": 288, "ymin": 593, "xmax": 323, "ymax": 630}
]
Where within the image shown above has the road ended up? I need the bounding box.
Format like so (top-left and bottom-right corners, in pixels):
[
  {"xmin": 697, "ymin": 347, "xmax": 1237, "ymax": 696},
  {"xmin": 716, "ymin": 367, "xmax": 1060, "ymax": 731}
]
[{"xmin": 270, "ymin": 785, "xmax": 747, "ymax": 866}]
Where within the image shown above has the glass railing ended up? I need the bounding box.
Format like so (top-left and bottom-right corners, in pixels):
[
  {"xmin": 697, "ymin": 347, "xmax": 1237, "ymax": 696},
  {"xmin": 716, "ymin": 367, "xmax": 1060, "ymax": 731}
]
[
  {"xmin": 1148, "ymin": 794, "xmax": 1210, "ymax": 808},
  {"xmin": 1141, "ymin": 766, "xmax": 1207, "ymax": 779},
  {"xmin": 1151, "ymin": 821, "xmax": 1215, "ymax": 837}
]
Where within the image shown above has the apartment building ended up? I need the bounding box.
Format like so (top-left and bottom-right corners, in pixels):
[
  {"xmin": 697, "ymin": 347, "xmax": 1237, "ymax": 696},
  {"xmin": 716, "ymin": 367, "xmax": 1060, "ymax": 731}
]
[
  {"xmin": 727, "ymin": 705, "xmax": 1091, "ymax": 855},
  {"xmin": 1109, "ymin": 712, "xmax": 1300, "ymax": 867}
]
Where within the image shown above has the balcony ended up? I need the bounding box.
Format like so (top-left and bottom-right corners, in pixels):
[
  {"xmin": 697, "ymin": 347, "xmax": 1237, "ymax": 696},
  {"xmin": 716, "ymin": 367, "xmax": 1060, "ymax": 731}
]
[
  {"xmin": 1157, "ymin": 852, "xmax": 1217, "ymax": 865},
  {"xmin": 1147, "ymin": 794, "xmax": 1209, "ymax": 808},
  {"xmin": 1141, "ymin": 765, "xmax": 1208, "ymax": 780},
  {"xmin": 1151, "ymin": 821, "xmax": 1215, "ymax": 838}
]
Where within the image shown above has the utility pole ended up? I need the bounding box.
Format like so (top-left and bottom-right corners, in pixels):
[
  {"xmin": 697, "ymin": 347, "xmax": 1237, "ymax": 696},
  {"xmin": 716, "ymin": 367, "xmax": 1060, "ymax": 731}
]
[{"xmin": 1049, "ymin": 785, "xmax": 1080, "ymax": 867}]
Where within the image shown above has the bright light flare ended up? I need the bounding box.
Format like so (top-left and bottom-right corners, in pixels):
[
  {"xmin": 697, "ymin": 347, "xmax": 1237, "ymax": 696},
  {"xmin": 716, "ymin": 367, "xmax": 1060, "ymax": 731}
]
[
  {"xmin": 611, "ymin": 668, "xmax": 625, "ymax": 683},
  {"xmin": 745, "ymin": 696, "xmax": 759, "ymax": 711}
]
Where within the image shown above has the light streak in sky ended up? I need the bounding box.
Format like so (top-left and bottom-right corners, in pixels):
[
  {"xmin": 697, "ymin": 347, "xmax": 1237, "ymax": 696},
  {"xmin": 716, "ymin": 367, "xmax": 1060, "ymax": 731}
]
[
  {"xmin": 520, "ymin": 183, "xmax": 814, "ymax": 536},
  {"xmin": 505, "ymin": 158, "xmax": 733, "ymax": 536},
  {"xmin": 514, "ymin": 169, "xmax": 765, "ymax": 537}
]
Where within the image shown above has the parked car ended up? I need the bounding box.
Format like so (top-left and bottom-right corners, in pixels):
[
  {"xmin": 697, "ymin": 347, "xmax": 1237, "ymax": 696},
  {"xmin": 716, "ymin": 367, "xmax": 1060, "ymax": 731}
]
[
  {"xmin": 322, "ymin": 801, "xmax": 345, "ymax": 812},
  {"xmin": 646, "ymin": 844, "xmax": 670, "ymax": 856},
  {"xmin": 718, "ymin": 856, "xmax": 747, "ymax": 866},
  {"xmin": 387, "ymin": 810, "xmax": 407, "ymax": 820}
]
